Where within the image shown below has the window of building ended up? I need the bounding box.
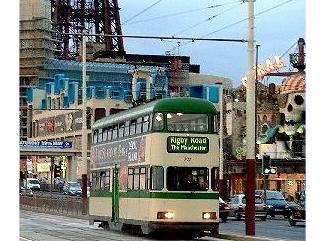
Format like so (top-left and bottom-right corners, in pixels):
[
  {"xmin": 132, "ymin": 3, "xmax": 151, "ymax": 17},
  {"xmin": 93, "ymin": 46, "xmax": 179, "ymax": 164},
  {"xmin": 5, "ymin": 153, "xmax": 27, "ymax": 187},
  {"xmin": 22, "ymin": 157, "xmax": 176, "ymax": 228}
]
[{"xmin": 94, "ymin": 108, "xmax": 106, "ymax": 122}]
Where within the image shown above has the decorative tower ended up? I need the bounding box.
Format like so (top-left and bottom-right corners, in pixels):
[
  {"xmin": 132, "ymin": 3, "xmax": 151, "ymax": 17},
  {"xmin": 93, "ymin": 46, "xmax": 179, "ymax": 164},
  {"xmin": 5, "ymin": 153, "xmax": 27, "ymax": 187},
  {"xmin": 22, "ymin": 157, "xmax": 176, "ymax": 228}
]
[{"xmin": 51, "ymin": 0, "xmax": 124, "ymax": 59}]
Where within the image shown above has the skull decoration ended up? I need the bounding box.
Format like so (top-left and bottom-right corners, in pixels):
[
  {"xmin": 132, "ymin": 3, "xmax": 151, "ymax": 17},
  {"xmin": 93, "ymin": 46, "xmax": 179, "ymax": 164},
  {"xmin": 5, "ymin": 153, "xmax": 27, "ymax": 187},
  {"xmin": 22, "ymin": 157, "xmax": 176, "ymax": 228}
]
[{"xmin": 278, "ymin": 72, "xmax": 305, "ymax": 136}]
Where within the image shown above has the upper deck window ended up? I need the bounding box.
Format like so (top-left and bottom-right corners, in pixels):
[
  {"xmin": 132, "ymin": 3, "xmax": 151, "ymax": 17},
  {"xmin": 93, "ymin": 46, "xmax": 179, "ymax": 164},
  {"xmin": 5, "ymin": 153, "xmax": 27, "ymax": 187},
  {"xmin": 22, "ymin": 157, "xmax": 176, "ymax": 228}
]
[{"xmin": 167, "ymin": 113, "xmax": 209, "ymax": 133}]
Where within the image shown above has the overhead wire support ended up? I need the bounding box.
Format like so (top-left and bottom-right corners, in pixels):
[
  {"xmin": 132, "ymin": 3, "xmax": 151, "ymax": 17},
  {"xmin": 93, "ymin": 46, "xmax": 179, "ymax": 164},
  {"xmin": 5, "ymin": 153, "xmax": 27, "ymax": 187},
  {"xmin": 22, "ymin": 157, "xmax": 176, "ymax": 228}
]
[{"xmin": 62, "ymin": 32, "xmax": 247, "ymax": 43}]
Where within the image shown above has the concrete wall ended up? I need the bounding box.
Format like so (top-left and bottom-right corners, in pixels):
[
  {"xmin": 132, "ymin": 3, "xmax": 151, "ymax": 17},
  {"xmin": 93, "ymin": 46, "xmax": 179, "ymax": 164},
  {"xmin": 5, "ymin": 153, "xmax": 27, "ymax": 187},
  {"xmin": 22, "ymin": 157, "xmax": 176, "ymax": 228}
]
[{"xmin": 20, "ymin": 0, "xmax": 51, "ymax": 21}]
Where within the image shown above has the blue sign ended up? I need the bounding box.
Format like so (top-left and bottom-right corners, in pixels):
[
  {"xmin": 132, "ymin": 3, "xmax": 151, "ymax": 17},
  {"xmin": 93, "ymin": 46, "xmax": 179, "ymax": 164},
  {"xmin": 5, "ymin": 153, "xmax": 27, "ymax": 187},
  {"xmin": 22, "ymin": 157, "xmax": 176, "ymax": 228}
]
[{"xmin": 20, "ymin": 140, "xmax": 72, "ymax": 149}]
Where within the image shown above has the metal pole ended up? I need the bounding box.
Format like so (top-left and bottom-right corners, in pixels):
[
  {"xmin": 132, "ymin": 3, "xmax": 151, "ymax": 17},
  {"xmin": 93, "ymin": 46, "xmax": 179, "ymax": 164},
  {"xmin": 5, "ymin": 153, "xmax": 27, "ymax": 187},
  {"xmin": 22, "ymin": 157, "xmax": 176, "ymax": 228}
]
[
  {"xmin": 81, "ymin": 29, "xmax": 88, "ymax": 181},
  {"xmin": 219, "ymin": 84, "xmax": 224, "ymax": 197},
  {"xmin": 24, "ymin": 158, "xmax": 28, "ymax": 194},
  {"xmin": 245, "ymin": 0, "xmax": 256, "ymax": 236},
  {"xmin": 50, "ymin": 156, "xmax": 54, "ymax": 199}
]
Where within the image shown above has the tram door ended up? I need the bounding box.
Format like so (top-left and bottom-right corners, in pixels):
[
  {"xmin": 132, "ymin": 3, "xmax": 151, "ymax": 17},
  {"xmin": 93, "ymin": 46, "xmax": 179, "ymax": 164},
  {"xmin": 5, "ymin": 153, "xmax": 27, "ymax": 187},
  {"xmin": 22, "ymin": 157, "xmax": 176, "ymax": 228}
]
[{"xmin": 111, "ymin": 165, "xmax": 119, "ymax": 223}]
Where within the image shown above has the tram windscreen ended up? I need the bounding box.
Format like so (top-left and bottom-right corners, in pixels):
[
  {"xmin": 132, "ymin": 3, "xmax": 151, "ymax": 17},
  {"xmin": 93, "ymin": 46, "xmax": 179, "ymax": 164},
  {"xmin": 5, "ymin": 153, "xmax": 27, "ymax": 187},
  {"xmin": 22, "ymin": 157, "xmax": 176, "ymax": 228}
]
[
  {"xmin": 167, "ymin": 113, "xmax": 208, "ymax": 132},
  {"xmin": 166, "ymin": 167, "xmax": 209, "ymax": 191}
]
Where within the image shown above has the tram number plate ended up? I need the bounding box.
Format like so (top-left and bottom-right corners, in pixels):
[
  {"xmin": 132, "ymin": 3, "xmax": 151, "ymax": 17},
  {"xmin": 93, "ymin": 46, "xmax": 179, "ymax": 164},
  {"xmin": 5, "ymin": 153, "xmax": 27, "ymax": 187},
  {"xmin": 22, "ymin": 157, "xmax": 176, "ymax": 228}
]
[{"xmin": 184, "ymin": 157, "xmax": 192, "ymax": 162}]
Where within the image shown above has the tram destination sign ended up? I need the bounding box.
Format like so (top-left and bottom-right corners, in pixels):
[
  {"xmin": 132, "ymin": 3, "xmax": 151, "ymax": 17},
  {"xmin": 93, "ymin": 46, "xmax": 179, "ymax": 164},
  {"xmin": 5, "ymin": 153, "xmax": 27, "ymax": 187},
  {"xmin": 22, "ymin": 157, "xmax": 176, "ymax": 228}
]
[{"xmin": 167, "ymin": 136, "xmax": 209, "ymax": 153}]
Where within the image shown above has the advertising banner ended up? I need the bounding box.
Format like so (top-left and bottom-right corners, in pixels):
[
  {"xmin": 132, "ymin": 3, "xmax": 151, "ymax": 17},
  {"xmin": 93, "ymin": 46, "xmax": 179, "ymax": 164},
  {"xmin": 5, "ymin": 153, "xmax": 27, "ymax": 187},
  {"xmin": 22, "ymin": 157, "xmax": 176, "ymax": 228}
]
[{"xmin": 91, "ymin": 136, "xmax": 146, "ymax": 168}]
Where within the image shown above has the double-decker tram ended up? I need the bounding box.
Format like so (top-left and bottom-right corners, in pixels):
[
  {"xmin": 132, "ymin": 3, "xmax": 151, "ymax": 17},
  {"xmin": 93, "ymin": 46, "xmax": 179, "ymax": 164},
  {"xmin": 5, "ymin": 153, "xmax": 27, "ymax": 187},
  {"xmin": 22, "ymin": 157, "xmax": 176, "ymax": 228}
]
[{"xmin": 89, "ymin": 97, "xmax": 220, "ymax": 237}]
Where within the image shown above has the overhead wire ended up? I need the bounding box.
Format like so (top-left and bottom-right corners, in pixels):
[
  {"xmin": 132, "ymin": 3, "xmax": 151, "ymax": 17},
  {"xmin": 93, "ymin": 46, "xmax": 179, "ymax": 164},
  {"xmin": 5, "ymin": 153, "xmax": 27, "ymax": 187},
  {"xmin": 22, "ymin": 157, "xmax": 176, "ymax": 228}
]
[
  {"xmin": 170, "ymin": 0, "xmax": 296, "ymax": 53},
  {"xmin": 172, "ymin": 2, "xmax": 244, "ymax": 36},
  {"xmin": 122, "ymin": 0, "xmax": 165, "ymax": 25},
  {"xmin": 281, "ymin": 41, "xmax": 298, "ymax": 58},
  {"xmin": 125, "ymin": 1, "xmax": 240, "ymax": 25}
]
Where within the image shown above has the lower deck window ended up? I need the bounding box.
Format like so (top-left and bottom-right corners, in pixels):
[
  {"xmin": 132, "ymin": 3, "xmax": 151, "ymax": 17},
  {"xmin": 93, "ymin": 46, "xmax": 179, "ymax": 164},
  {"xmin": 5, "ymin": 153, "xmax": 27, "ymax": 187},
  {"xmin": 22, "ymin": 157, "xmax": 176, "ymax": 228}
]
[{"xmin": 166, "ymin": 167, "xmax": 209, "ymax": 191}]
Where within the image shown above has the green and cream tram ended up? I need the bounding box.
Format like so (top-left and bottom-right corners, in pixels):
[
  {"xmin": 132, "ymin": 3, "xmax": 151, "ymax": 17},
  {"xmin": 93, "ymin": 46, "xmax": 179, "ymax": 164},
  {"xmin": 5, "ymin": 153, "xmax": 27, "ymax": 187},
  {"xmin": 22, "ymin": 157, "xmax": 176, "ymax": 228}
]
[{"xmin": 89, "ymin": 97, "xmax": 220, "ymax": 237}]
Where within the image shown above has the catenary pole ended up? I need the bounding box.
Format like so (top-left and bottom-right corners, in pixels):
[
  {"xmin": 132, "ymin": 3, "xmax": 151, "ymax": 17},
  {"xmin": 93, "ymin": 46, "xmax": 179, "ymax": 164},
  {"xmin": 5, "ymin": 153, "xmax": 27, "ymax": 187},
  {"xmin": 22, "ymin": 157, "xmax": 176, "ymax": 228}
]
[
  {"xmin": 81, "ymin": 29, "xmax": 88, "ymax": 184},
  {"xmin": 245, "ymin": 0, "xmax": 256, "ymax": 236},
  {"xmin": 219, "ymin": 84, "xmax": 224, "ymax": 195}
]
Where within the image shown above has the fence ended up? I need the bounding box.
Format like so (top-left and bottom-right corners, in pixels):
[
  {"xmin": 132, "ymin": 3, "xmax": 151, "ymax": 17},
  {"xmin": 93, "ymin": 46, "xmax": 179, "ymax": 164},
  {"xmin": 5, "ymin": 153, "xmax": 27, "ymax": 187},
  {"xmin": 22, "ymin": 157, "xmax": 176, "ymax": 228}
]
[{"xmin": 20, "ymin": 195, "xmax": 88, "ymax": 219}]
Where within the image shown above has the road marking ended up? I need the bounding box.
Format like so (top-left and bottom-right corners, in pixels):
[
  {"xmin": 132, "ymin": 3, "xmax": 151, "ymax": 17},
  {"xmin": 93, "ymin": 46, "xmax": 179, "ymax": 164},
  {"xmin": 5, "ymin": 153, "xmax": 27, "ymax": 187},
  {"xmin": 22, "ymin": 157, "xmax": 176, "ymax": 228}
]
[{"xmin": 20, "ymin": 237, "xmax": 33, "ymax": 241}]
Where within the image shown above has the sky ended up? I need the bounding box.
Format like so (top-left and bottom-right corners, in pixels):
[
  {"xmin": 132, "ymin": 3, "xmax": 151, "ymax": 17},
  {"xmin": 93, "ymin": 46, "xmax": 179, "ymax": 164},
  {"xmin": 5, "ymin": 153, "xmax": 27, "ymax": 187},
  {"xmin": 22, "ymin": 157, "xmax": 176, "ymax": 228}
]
[{"xmin": 119, "ymin": 0, "xmax": 305, "ymax": 87}]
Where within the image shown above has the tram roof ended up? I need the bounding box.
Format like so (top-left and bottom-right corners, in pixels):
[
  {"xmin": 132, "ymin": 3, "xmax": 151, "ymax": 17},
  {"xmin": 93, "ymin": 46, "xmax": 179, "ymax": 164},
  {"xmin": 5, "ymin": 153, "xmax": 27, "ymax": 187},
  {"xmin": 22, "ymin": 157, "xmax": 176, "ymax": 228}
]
[{"xmin": 92, "ymin": 97, "xmax": 216, "ymax": 130}]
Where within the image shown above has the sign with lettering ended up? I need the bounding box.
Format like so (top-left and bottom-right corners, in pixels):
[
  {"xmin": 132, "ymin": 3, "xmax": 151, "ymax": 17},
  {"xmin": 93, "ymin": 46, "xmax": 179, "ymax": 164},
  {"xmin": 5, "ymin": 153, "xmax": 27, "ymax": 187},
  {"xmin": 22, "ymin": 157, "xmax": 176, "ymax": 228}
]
[
  {"xmin": 241, "ymin": 56, "xmax": 285, "ymax": 86},
  {"xmin": 91, "ymin": 136, "xmax": 146, "ymax": 168},
  {"xmin": 20, "ymin": 140, "xmax": 72, "ymax": 149},
  {"xmin": 167, "ymin": 136, "xmax": 209, "ymax": 153},
  {"xmin": 37, "ymin": 110, "xmax": 83, "ymax": 137}
]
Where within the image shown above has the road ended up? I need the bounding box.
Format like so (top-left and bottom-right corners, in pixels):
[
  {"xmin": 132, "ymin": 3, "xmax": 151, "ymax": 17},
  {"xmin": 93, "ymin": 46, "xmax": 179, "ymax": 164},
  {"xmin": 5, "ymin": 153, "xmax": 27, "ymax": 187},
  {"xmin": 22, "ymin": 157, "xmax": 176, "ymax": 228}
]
[
  {"xmin": 20, "ymin": 210, "xmax": 305, "ymax": 241},
  {"xmin": 220, "ymin": 216, "xmax": 305, "ymax": 241}
]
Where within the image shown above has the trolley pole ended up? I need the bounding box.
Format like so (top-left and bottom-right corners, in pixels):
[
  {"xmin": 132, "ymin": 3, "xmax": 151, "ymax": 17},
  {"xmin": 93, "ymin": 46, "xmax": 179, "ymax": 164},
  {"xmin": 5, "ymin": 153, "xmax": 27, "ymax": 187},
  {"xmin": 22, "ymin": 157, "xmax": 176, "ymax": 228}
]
[{"xmin": 245, "ymin": 0, "xmax": 256, "ymax": 236}]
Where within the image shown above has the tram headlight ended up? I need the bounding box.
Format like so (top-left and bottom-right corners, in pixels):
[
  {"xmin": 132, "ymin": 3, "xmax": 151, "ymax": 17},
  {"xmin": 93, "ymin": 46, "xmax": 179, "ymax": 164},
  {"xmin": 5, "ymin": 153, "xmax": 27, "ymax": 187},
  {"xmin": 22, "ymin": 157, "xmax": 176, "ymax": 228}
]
[
  {"xmin": 157, "ymin": 211, "xmax": 174, "ymax": 219},
  {"xmin": 202, "ymin": 212, "xmax": 217, "ymax": 220}
]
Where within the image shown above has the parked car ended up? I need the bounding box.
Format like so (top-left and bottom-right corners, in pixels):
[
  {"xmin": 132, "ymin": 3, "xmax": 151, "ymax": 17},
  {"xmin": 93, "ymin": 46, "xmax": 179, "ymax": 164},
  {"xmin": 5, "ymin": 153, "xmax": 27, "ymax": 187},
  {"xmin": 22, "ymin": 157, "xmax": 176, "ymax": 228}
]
[
  {"xmin": 287, "ymin": 190, "xmax": 305, "ymax": 226},
  {"xmin": 255, "ymin": 190, "xmax": 288, "ymax": 218},
  {"xmin": 25, "ymin": 178, "xmax": 40, "ymax": 191},
  {"xmin": 63, "ymin": 181, "xmax": 81, "ymax": 196},
  {"xmin": 219, "ymin": 197, "xmax": 230, "ymax": 222},
  {"xmin": 229, "ymin": 194, "xmax": 268, "ymax": 221}
]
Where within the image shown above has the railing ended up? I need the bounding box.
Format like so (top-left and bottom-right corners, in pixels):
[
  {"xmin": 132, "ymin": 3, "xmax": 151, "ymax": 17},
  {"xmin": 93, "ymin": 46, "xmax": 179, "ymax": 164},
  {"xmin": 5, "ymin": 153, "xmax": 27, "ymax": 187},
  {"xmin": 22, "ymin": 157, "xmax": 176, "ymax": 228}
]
[{"xmin": 20, "ymin": 195, "xmax": 88, "ymax": 218}]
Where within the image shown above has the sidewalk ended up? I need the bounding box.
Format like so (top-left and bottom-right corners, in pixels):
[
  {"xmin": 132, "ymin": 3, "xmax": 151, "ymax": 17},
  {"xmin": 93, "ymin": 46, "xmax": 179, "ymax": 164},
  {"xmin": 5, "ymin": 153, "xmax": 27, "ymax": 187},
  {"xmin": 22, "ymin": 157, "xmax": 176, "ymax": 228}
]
[{"xmin": 216, "ymin": 232, "xmax": 293, "ymax": 241}]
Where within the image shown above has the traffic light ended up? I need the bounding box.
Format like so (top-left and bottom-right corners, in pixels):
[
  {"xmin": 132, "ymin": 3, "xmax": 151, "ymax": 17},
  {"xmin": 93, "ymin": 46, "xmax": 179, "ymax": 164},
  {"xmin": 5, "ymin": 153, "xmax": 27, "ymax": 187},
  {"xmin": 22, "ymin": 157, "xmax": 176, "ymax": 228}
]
[
  {"xmin": 54, "ymin": 164, "xmax": 61, "ymax": 178},
  {"xmin": 262, "ymin": 155, "xmax": 271, "ymax": 174},
  {"xmin": 270, "ymin": 167, "xmax": 277, "ymax": 174}
]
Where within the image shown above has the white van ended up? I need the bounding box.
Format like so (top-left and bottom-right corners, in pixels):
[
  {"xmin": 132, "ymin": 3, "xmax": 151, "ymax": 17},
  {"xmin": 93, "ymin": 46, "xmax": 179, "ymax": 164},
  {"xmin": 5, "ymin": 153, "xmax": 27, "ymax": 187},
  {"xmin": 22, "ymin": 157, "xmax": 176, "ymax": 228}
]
[{"xmin": 26, "ymin": 178, "xmax": 40, "ymax": 191}]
